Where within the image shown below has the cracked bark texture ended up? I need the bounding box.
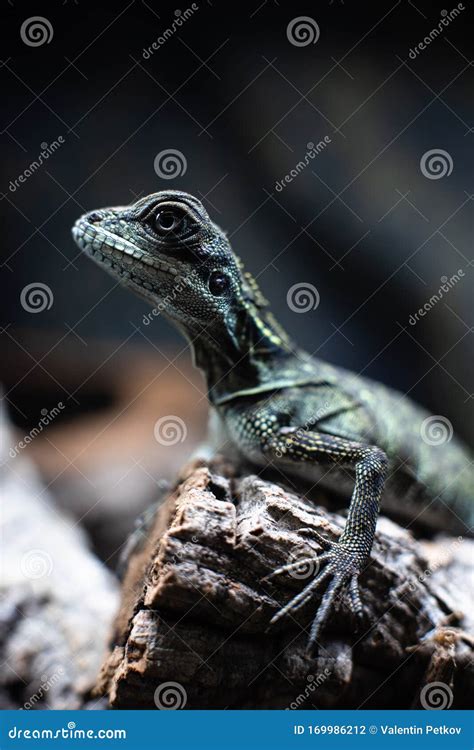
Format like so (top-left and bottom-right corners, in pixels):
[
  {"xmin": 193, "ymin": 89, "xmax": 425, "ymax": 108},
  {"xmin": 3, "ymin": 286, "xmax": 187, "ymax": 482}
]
[{"xmin": 97, "ymin": 458, "xmax": 474, "ymax": 710}]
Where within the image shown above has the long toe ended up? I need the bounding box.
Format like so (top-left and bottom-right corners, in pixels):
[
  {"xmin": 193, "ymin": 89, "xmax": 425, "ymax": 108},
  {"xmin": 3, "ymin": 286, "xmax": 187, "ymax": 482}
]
[
  {"xmin": 263, "ymin": 556, "xmax": 326, "ymax": 582},
  {"xmin": 307, "ymin": 574, "xmax": 345, "ymax": 653},
  {"xmin": 348, "ymin": 574, "xmax": 364, "ymax": 619},
  {"xmin": 270, "ymin": 567, "xmax": 333, "ymax": 625}
]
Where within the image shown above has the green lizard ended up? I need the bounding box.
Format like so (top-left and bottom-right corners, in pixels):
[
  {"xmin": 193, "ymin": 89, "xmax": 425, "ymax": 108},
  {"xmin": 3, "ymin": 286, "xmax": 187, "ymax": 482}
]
[{"xmin": 72, "ymin": 190, "xmax": 473, "ymax": 653}]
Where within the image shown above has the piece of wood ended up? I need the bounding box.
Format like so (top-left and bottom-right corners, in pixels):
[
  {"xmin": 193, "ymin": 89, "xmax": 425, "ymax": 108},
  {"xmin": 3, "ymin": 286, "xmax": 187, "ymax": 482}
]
[
  {"xmin": 97, "ymin": 458, "xmax": 474, "ymax": 709},
  {"xmin": 0, "ymin": 412, "xmax": 119, "ymax": 710}
]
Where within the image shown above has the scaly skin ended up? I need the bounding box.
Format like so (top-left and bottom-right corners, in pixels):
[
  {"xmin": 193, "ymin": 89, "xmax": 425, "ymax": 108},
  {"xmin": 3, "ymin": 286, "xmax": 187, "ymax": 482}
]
[{"xmin": 72, "ymin": 190, "xmax": 473, "ymax": 654}]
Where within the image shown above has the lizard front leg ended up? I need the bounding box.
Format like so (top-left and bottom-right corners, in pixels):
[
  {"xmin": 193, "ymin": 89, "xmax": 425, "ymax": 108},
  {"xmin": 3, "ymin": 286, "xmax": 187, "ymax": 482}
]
[{"xmin": 263, "ymin": 428, "xmax": 388, "ymax": 654}]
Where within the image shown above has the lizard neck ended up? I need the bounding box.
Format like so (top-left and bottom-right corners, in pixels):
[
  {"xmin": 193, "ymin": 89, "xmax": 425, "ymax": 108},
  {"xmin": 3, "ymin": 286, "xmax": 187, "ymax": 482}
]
[{"xmin": 186, "ymin": 304, "xmax": 299, "ymax": 403}]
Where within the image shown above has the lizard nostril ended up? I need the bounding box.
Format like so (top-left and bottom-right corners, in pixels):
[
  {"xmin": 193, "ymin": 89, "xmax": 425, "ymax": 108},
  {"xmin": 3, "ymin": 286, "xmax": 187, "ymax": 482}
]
[{"xmin": 88, "ymin": 211, "xmax": 102, "ymax": 223}]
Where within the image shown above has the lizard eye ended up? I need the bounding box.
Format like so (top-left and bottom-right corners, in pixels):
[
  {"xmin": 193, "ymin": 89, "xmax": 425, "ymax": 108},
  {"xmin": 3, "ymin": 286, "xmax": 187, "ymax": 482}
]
[
  {"xmin": 155, "ymin": 209, "xmax": 186, "ymax": 235},
  {"xmin": 209, "ymin": 271, "xmax": 230, "ymax": 296}
]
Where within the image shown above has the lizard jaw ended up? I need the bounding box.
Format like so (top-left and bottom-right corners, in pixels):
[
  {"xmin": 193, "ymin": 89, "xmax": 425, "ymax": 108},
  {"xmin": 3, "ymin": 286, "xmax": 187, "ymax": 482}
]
[
  {"xmin": 72, "ymin": 217, "xmax": 177, "ymax": 298},
  {"xmin": 73, "ymin": 217, "xmax": 148, "ymax": 269}
]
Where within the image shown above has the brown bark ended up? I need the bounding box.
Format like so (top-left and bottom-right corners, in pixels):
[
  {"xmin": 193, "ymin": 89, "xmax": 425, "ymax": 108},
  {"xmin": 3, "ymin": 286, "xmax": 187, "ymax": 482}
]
[{"xmin": 97, "ymin": 458, "xmax": 474, "ymax": 710}]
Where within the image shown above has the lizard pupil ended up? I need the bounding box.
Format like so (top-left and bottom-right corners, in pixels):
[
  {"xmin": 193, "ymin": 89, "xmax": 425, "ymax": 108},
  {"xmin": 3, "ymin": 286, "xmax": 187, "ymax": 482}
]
[
  {"xmin": 156, "ymin": 210, "xmax": 181, "ymax": 233},
  {"xmin": 209, "ymin": 272, "xmax": 229, "ymax": 296}
]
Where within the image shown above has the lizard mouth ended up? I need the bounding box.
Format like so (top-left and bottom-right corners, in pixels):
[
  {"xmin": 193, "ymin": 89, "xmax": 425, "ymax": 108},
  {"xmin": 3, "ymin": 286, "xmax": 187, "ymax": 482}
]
[
  {"xmin": 73, "ymin": 217, "xmax": 147, "ymax": 271},
  {"xmin": 72, "ymin": 216, "xmax": 165, "ymax": 297}
]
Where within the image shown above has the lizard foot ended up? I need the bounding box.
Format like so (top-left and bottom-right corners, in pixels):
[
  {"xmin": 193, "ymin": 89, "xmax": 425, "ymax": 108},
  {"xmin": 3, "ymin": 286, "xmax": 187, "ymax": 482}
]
[{"xmin": 265, "ymin": 539, "xmax": 367, "ymax": 656}]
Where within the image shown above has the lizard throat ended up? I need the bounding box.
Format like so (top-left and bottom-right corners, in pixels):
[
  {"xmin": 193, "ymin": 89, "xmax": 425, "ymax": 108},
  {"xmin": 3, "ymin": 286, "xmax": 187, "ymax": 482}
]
[{"xmin": 190, "ymin": 306, "xmax": 297, "ymax": 403}]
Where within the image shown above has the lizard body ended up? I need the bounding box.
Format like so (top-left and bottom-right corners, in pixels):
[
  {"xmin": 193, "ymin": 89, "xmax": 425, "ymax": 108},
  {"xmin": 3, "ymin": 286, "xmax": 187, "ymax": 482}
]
[{"xmin": 72, "ymin": 190, "xmax": 473, "ymax": 653}]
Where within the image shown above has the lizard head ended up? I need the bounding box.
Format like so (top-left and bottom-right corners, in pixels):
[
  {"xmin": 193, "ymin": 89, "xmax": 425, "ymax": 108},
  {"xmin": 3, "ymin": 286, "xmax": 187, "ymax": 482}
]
[{"xmin": 72, "ymin": 190, "xmax": 291, "ymax": 371}]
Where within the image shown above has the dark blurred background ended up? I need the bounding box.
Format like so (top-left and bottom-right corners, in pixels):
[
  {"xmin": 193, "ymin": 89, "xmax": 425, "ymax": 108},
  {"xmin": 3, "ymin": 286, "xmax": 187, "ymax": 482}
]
[{"xmin": 1, "ymin": 0, "xmax": 472, "ymax": 563}]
